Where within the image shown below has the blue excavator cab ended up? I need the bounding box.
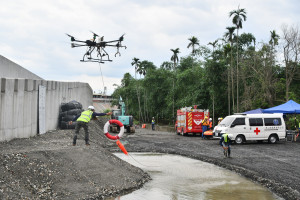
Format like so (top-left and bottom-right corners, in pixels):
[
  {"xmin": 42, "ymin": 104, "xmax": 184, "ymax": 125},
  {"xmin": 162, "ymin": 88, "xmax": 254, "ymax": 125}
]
[{"xmin": 111, "ymin": 97, "xmax": 135, "ymax": 133}]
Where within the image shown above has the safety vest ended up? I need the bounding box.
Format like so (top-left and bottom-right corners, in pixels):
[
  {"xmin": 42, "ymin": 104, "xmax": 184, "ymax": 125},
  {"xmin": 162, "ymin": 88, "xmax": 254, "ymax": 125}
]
[
  {"xmin": 152, "ymin": 119, "xmax": 155, "ymax": 124},
  {"xmin": 202, "ymin": 119, "xmax": 209, "ymax": 126},
  {"xmin": 223, "ymin": 134, "xmax": 228, "ymax": 142},
  {"xmin": 209, "ymin": 121, "xmax": 212, "ymax": 128},
  {"xmin": 77, "ymin": 110, "xmax": 93, "ymax": 123}
]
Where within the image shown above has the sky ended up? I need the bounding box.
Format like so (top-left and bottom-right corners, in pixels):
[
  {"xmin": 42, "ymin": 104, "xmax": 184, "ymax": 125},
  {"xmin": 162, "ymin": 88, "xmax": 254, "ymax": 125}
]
[{"xmin": 0, "ymin": 0, "xmax": 299, "ymax": 95}]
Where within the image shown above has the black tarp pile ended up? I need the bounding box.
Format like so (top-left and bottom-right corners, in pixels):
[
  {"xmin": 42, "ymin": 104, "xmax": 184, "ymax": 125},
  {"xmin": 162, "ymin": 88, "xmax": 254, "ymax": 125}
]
[{"xmin": 59, "ymin": 101, "xmax": 83, "ymax": 129}]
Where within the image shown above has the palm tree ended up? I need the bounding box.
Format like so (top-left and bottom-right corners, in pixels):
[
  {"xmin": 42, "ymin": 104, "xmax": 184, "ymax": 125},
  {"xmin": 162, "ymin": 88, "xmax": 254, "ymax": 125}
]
[
  {"xmin": 267, "ymin": 30, "xmax": 280, "ymax": 103},
  {"xmin": 207, "ymin": 39, "xmax": 219, "ymax": 126},
  {"xmin": 269, "ymin": 30, "xmax": 280, "ymax": 48},
  {"xmin": 160, "ymin": 61, "xmax": 173, "ymax": 70},
  {"xmin": 269, "ymin": 30, "xmax": 280, "ymax": 69},
  {"xmin": 131, "ymin": 57, "xmax": 141, "ymax": 78},
  {"xmin": 187, "ymin": 36, "xmax": 200, "ymax": 55},
  {"xmin": 229, "ymin": 6, "xmax": 247, "ymax": 113},
  {"xmin": 170, "ymin": 48, "xmax": 180, "ymax": 70},
  {"xmin": 170, "ymin": 48, "xmax": 180, "ymax": 123},
  {"xmin": 223, "ymin": 44, "xmax": 231, "ymax": 115},
  {"xmin": 224, "ymin": 26, "xmax": 236, "ymax": 114},
  {"xmin": 208, "ymin": 39, "xmax": 219, "ymax": 56},
  {"xmin": 131, "ymin": 57, "xmax": 142, "ymax": 123},
  {"xmin": 136, "ymin": 64, "xmax": 146, "ymax": 122},
  {"xmin": 137, "ymin": 65, "xmax": 145, "ymax": 77}
]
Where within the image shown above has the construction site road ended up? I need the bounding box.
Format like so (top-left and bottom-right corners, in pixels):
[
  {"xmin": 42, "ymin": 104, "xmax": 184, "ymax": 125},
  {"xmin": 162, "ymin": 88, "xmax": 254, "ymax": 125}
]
[{"xmin": 1, "ymin": 119, "xmax": 300, "ymax": 200}]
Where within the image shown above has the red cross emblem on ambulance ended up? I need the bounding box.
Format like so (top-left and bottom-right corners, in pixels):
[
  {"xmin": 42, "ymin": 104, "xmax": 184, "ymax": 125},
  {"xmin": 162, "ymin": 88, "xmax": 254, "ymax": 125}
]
[{"xmin": 254, "ymin": 127, "xmax": 260, "ymax": 135}]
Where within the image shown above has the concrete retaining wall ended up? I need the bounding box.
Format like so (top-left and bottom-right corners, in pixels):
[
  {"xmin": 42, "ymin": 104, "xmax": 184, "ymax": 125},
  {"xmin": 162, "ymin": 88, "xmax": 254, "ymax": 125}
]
[
  {"xmin": 0, "ymin": 78, "xmax": 93, "ymax": 141},
  {"xmin": 0, "ymin": 55, "xmax": 43, "ymax": 80}
]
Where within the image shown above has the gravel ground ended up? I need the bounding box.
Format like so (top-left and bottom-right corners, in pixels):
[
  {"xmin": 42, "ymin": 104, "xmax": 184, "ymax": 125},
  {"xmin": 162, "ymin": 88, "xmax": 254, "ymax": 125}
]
[
  {"xmin": 0, "ymin": 119, "xmax": 150, "ymax": 200},
  {"xmin": 1, "ymin": 119, "xmax": 300, "ymax": 200}
]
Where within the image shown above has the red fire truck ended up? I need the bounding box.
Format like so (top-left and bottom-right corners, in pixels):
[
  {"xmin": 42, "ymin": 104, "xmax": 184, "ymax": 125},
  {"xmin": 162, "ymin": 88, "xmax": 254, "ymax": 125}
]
[{"xmin": 175, "ymin": 106, "xmax": 209, "ymax": 136}]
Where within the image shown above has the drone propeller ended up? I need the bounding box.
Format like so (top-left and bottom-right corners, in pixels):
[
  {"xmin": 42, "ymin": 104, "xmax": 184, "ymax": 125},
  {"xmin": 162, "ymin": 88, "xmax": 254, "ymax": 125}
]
[
  {"xmin": 90, "ymin": 31, "xmax": 99, "ymax": 37},
  {"xmin": 119, "ymin": 33, "xmax": 125, "ymax": 41},
  {"xmin": 66, "ymin": 33, "xmax": 76, "ymax": 42}
]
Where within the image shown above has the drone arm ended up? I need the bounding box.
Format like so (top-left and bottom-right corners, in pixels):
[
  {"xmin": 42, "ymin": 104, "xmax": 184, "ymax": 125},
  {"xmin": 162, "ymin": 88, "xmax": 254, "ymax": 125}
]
[{"xmin": 72, "ymin": 44, "xmax": 89, "ymax": 48}]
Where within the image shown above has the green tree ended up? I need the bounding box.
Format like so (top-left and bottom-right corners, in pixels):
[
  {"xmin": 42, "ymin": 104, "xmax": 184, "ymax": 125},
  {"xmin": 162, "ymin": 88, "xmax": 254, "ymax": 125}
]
[
  {"xmin": 269, "ymin": 30, "xmax": 280, "ymax": 73},
  {"xmin": 229, "ymin": 6, "xmax": 247, "ymax": 112},
  {"xmin": 207, "ymin": 39, "xmax": 220, "ymax": 125},
  {"xmin": 170, "ymin": 48, "xmax": 180, "ymax": 122},
  {"xmin": 224, "ymin": 26, "xmax": 236, "ymax": 114},
  {"xmin": 170, "ymin": 48, "xmax": 180, "ymax": 69},
  {"xmin": 131, "ymin": 57, "xmax": 142, "ymax": 123},
  {"xmin": 160, "ymin": 61, "xmax": 173, "ymax": 70},
  {"xmin": 281, "ymin": 24, "xmax": 300, "ymax": 101},
  {"xmin": 208, "ymin": 39, "xmax": 219, "ymax": 54},
  {"xmin": 112, "ymin": 73, "xmax": 137, "ymax": 116},
  {"xmin": 187, "ymin": 36, "xmax": 200, "ymax": 55},
  {"xmin": 269, "ymin": 30, "xmax": 280, "ymax": 47},
  {"xmin": 139, "ymin": 60, "xmax": 157, "ymax": 121}
]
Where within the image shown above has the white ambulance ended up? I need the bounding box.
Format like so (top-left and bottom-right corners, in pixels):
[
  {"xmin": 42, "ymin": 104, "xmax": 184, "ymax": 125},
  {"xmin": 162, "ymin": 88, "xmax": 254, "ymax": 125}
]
[{"xmin": 214, "ymin": 113, "xmax": 286, "ymax": 144}]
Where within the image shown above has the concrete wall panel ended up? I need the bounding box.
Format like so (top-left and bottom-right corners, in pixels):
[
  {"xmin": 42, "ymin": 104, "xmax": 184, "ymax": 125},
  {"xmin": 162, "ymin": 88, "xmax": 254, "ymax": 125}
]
[{"xmin": 0, "ymin": 78, "xmax": 93, "ymax": 142}]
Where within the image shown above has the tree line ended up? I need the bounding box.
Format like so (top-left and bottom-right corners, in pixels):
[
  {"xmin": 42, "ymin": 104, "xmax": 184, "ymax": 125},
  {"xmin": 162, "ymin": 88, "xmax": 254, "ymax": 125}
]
[{"xmin": 112, "ymin": 7, "xmax": 300, "ymax": 126}]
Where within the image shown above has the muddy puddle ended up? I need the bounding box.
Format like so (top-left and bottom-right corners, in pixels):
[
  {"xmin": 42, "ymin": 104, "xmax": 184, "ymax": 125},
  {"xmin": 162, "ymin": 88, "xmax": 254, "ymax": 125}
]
[{"xmin": 112, "ymin": 153, "xmax": 282, "ymax": 200}]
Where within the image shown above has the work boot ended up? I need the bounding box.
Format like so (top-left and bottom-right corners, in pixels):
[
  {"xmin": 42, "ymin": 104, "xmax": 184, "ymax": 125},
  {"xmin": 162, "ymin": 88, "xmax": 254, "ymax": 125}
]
[
  {"xmin": 72, "ymin": 143, "xmax": 76, "ymax": 146},
  {"xmin": 86, "ymin": 143, "xmax": 90, "ymax": 146}
]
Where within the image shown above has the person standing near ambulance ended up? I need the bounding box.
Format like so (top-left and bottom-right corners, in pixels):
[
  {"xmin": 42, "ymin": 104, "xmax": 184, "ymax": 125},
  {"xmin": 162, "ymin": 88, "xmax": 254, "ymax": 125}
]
[
  {"xmin": 201, "ymin": 116, "xmax": 209, "ymax": 139},
  {"xmin": 69, "ymin": 106, "xmax": 112, "ymax": 146},
  {"xmin": 219, "ymin": 133, "xmax": 232, "ymax": 157},
  {"xmin": 217, "ymin": 117, "xmax": 223, "ymax": 124},
  {"xmin": 209, "ymin": 118, "xmax": 213, "ymax": 130}
]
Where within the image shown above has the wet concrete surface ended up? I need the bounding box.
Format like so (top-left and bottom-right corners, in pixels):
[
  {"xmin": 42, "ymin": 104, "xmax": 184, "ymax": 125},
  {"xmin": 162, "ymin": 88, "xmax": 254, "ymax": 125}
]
[{"xmin": 113, "ymin": 153, "xmax": 282, "ymax": 200}]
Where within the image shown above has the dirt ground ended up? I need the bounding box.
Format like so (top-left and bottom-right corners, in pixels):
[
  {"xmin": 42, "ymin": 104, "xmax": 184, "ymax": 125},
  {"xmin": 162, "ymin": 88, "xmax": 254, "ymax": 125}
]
[
  {"xmin": 1, "ymin": 119, "xmax": 300, "ymax": 200},
  {"xmin": 0, "ymin": 119, "xmax": 150, "ymax": 200}
]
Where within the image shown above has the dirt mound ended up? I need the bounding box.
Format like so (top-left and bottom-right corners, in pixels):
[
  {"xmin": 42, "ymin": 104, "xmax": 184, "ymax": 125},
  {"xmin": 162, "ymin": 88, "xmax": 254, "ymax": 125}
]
[{"xmin": 0, "ymin": 118, "xmax": 150, "ymax": 199}]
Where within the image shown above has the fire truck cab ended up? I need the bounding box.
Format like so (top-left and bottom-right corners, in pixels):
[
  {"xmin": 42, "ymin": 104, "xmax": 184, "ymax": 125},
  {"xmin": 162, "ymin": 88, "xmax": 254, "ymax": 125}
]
[{"xmin": 175, "ymin": 106, "xmax": 209, "ymax": 136}]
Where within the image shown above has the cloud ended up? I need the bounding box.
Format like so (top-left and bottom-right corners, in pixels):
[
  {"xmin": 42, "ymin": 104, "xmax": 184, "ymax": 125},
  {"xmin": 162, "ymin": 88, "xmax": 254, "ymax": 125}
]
[{"xmin": 0, "ymin": 0, "xmax": 300, "ymax": 95}]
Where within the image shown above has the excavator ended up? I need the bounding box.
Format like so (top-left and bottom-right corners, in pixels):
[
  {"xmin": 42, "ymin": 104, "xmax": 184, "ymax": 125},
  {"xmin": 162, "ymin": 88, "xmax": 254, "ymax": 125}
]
[{"xmin": 110, "ymin": 97, "xmax": 135, "ymax": 133}]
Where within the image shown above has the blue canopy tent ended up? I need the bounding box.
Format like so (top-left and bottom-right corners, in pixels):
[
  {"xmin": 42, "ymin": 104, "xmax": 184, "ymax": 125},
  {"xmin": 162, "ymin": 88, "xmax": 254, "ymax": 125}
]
[
  {"xmin": 263, "ymin": 100, "xmax": 300, "ymax": 114},
  {"xmin": 243, "ymin": 108, "xmax": 264, "ymax": 114}
]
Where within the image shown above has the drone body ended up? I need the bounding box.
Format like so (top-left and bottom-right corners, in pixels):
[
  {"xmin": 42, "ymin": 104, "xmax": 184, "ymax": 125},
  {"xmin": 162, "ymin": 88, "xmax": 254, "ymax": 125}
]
[{"xmin": 66, "ymin": 32, "xmax": 126, "ymax": 63}]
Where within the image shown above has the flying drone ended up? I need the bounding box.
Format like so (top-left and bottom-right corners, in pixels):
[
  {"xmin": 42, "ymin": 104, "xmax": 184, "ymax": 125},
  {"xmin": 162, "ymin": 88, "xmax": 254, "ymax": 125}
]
[{"xmin": 66, "ymin": 32, "xmax": 127, "ymax": 63}]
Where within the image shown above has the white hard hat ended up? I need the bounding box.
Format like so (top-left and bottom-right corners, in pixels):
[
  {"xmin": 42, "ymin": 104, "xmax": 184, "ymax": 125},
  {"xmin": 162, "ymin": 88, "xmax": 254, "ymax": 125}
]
[
  {"xmin": 228, "ymin": 134, "xmax": 233, "ymax": 139},
  {"xmin": 88, "ymin": 105, "xmax": 95, "ymax": 110},
  {"xmin": 209, "ymin": 118, "xmax": 212, "ymax": 121}
]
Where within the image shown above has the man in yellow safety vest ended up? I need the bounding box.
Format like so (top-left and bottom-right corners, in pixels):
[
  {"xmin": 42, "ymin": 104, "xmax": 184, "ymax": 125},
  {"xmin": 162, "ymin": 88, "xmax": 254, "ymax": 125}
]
[
  {"xmin": 152, "ymin": 117, "xmax": 155, "ymax": 131},
  {"xmin": 219, "ymin": 133, "xmax": 233, "ymax": 157},
  {"xmin": 69, "ymin": 105, "xmax": 112, "ymax": 146}
]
